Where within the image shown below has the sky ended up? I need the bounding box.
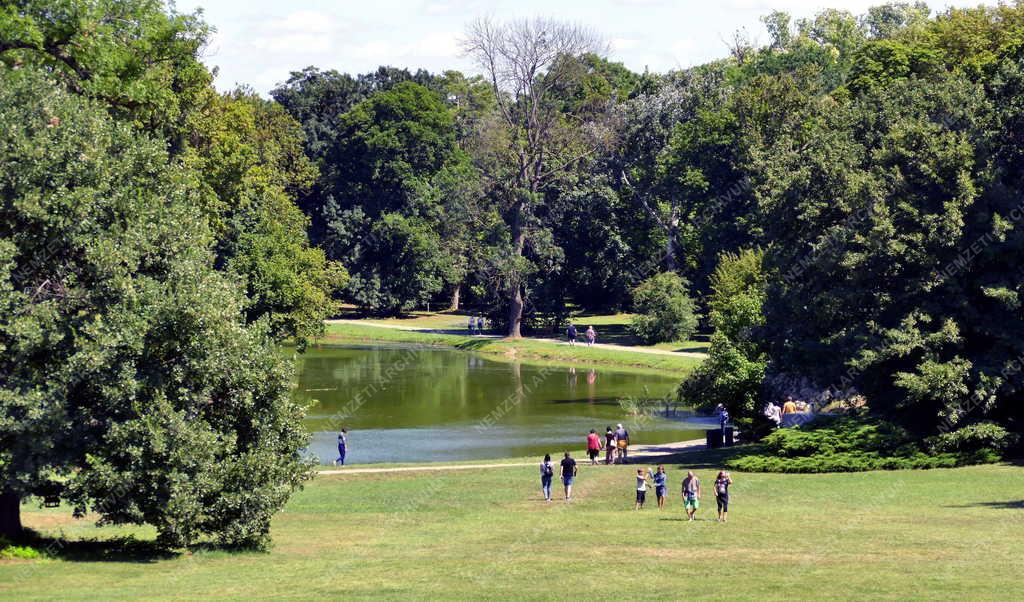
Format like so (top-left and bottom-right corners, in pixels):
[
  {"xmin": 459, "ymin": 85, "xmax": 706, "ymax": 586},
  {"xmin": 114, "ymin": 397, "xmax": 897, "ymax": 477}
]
[{"xmin": 173, "ymin": 0, "xmax": 996, "ymax": 94}]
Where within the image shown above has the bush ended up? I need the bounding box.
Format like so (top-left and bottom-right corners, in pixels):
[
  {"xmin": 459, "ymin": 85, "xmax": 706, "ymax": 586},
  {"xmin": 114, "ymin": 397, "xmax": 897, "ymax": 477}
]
[
  {"xmin": 926, "ymin": 422, "xmax": 1018, "ymax": 455},
  {"xmin": 0, "ymin": 537, "xmax": 42, "ymax": 560},
  {"xmin": 725, "ymin": 416, "xmax": 1003, "ymax": 473},
  {"xmin": 629, "ymin": 272, "xmax": 699, "ymax": 344}
]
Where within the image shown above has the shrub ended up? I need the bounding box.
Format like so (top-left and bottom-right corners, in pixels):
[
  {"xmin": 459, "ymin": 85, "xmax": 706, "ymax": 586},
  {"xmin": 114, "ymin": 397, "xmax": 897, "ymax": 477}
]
[
  {"xmin": 926, "ymin": 422, "xmax": 1018, "ymax": 455},
  {"xmin": 725, "ymin": 416, "xmax": 1003, "ymax": 473},
  {"xmin": 0, "ymin": 537, "xmax": 42, "ymax": 560},
  {"xmin": 629, "ymin": 272, "xmax": 699, "ymax": 344}
]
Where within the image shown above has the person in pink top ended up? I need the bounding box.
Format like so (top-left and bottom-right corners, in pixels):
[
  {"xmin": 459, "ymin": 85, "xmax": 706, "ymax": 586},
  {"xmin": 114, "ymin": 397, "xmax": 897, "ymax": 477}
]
[{"xmin": 586, "ymin": 429, "xmax": 602, "ymax": 465}]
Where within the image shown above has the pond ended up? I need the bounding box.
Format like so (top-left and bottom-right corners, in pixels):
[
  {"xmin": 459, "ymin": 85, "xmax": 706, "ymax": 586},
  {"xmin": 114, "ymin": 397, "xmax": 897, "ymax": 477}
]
[{"xmin": 294, "ymin": 344, "xmax": 712, "ymax": 464}]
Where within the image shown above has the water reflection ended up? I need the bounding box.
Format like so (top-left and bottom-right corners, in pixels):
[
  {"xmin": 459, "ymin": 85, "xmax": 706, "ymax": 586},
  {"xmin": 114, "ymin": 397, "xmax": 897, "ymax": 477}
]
[{"xmin": 297, "ymin": 345, "xmax": 706, "ymax": 464}]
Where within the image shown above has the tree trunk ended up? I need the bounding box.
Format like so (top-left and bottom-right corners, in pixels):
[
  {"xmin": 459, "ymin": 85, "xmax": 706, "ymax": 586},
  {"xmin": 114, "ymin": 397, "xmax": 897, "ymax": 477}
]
[
  {"xmin": 449, "ymin": 284, "xmax": 461, "ymax": 312},
  {"xmin": 0, "ymin": 489, "xmax": 22, "ymax": 540},
  {"xmin": 507, "ymin": 199, "xmax": 527, "ymax": 338},
  {"xmin": 664, "ymin": 212, "xmax": 680, "ymax": 272}
]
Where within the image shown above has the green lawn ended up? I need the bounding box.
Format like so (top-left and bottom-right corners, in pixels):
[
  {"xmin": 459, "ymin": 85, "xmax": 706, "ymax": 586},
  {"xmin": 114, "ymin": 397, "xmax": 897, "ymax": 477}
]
[
  {"xmin": 332, "ymin": 310, "xmax": 712, "ymax": 354},
  {"xmin": 3, "ymin": 461, "xmax": 1023, "ymax": 600},
  {"xmin": 320, "ymin": 322, "xmax": 704, "ymax": 376}
]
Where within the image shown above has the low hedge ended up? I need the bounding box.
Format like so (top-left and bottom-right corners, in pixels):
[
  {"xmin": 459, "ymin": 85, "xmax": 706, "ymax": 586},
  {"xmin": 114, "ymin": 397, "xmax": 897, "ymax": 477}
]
[{"xmin": 725, "ymin": 416, "xmax": 1004, "ymax": 473}]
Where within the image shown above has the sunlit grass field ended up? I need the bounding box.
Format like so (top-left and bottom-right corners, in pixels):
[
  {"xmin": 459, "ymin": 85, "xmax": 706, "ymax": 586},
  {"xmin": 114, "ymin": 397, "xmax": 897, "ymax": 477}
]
[
  {"xmin": 3, "ymin": 461, "xmax": 1022, "ymax": 601},
  {"xmin": 320, "ymin": 321, "xmax": 705, "ymax": 376}
]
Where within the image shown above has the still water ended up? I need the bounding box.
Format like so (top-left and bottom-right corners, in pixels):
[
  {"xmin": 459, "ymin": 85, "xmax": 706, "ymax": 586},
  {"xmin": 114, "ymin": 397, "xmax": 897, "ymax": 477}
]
[{"xmin": 294, "ymin": 345, "xmax": 711, "ymax": 464}]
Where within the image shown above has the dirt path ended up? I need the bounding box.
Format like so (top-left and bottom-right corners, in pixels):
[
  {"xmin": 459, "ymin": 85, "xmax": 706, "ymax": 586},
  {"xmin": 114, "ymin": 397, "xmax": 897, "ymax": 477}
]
[
  {"xmin": 326, "ymin": 319, "xmax": 707, "ymax": 359},
  {"xmin": 317, "ymin": 439, "xmax": 706, "ymax": 475}
]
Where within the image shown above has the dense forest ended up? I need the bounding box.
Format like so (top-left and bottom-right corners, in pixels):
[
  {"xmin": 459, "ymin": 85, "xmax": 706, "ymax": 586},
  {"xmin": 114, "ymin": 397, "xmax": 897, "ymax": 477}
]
[{"xmin": 3, "ymin": 0, "xmax": 1024, "ymax": 542}]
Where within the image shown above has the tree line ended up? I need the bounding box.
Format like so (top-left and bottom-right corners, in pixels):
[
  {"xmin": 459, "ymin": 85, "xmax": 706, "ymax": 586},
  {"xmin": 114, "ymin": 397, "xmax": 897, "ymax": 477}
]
[{"xmin": 3, "ymin": 0, "xmax": 1024, "ymax": 544}]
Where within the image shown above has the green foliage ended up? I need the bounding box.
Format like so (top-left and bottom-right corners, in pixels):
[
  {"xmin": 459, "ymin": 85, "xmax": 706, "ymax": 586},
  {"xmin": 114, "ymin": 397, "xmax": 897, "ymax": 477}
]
[
  {"xmin": 678, "ymin": 250, "xmax": 767, "ymax": 422},
  {"xmin": 0, "ymin": 537, "xmax": 41, "ymax": 559},
  {"xmin": 926, "ymin": 422, "xmax": 1019, "ymax": 455},
  {"xmin": 629, "ymin": 272, "xmax": 699, "ymax": 343},
  {"xmin": 0, "ymin": 68, "xmax": 311, "ymax": 547},
  {"xmin": 726, "ymin": 417, "xmax": 999, "ymax": 473}
]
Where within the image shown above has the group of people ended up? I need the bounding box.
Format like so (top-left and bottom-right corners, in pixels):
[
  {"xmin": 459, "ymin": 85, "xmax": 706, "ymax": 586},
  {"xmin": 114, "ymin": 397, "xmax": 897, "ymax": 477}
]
[
  {"xmin": 566, "ymin": 323, "xmax": 597, "ymax": 347},
  {"xmin": 467, "ymin": 315, "xmax": 488, "ymax": 334},
  {"xmin": 763, "ymin": 395, "xmax": 812, "ymax": 428},
  {"xmin": 539, "ymin": 454, "xmax": 734, "ymax": 522},
  {"xmin": 585, "ymin": 424, "xmax": 630, "ymax": 465}
]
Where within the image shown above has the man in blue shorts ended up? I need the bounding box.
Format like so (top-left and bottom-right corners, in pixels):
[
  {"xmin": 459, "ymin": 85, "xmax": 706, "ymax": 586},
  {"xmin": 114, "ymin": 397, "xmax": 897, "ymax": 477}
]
[
  {"xmin": 560, "ymin": 452, "xmax": 577, "ymax": 501},
  {"xmin": 336, "ymin": 428, "xmax": 348, "ymax": 466}
]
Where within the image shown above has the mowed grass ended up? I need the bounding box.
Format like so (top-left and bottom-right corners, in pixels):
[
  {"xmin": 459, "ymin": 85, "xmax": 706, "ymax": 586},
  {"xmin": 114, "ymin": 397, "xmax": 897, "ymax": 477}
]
[
  {"xmin": 320, "ymin": 322, "xmax": 704, "ymax": 376},
  {"xmin": 331, "ymin": 310, "xmax": 712, "ymax": 354},
  {"xmin": 3, "ymin": 462, "xmax": 1023, "ymax": 601}
]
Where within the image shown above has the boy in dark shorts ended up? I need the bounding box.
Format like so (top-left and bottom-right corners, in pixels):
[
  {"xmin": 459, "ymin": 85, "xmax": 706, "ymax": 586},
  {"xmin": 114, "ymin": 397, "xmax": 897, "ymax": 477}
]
[{"xmin": 635, "ymin": 469, "xmax": 649, "ymax": 509}]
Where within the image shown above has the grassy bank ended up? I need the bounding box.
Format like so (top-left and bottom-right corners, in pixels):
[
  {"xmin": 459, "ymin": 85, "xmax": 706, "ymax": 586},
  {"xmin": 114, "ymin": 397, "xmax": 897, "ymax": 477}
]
[
  {"xmin": 3, "ymin": 461, "xmax": 1023, "ymax": 600},
  {"xmin": 319, "ymin": 322, "xmax": 704, "ymax": 375}
]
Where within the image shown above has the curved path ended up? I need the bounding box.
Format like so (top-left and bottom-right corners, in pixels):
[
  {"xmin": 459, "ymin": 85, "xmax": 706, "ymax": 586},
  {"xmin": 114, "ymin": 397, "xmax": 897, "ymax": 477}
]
[
  {"xmin": 318, "ymin": 438, "xmax": 706, "ymax": 475},
  {"xmin": 327, "ymin": 319, "xmax": 708, "ymax": 359}
]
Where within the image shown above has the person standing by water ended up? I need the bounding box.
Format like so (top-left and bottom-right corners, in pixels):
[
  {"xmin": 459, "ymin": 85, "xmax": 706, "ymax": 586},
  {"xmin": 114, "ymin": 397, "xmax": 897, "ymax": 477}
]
[
  {"xmin": 682, "ymin": 470, "xmax": 701, "ymax": 521},
  {"xmin": 604, "ymin": 426, "xmax": 616, "ymax": 465},
  {"xmin": 335, "ymin": 428, "xmax": 348, "ymax": 466},
  {"xmin": 585, "ymin": 325, "xmax": 596, "ymax": 347},
  {"xmin": 716, "ymin": 403, "xmax": 730, "ymax": 432},
  {"xmin": 566, "ymin": 323, "xmax": 577, "ymax": 346},
  {"xmin": 539, "ymin": 454, "xmax": 555, "ymax": 502},
  {"xmin": 651, "ymin": 465, "xmax": 668, "ymax": 509},
  {"xmin": 714, "ymin": 470, "xmax": 733, "ymax": 522},
  {"xmin": 615, "ymin": 423, "xmax": 629, "ymax": 462},
  {"xmin": 586, "ymin": 429, "xmax": 602, "ymax": 465},
  {"xmin": 635, "ymin": 469, "xmax": 650, "ymax": 510},
  {"xmin": 560, "ymin": 451, "xmax": 578, "ymax": 501},
  {"xmin": 468, "ymin": 315, "xmax": 476, "ymax": 334}
]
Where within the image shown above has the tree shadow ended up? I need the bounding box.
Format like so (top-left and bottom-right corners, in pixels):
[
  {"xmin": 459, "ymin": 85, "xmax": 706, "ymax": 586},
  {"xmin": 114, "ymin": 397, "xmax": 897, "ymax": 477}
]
[
  {"xmin": 947, "ymin": 500, "xmax": 1024, "ymax": 510},
  {"xmin": 19, "ymin": 531, "xmax": 260, "ymax": 563}
]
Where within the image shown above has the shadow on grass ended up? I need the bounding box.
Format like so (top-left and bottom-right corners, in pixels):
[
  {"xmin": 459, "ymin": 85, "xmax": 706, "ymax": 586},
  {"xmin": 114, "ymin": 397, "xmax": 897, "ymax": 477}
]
[
  {"xmin": 657, "ymin": 445, "xmax": 759, "ymax": 470},
  {"xmin": 947, "ymin": 500, "xmax": 1024, "ymax": 510},
  {"xmin": 19, "ymin": 531, "xmax": 261, "ymax": 563}
]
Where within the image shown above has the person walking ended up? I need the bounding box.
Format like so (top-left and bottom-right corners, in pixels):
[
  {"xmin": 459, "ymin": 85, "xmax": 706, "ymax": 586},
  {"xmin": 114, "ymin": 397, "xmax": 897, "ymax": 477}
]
[
  {"xmin": 635, "ymin": 469, "xmax": 650, "ymax": 510},
  {"xmin": 716, "ymin": 403, "xmax": 730, "ymax": 432},
  {"xmin": 539, "ymin": 454, "xmax": 555, "ymax": 502},
  {"xmin": 336, "ymin": 428, "xmax": 348, "ymax": 466},
  {"xmin": 651, "ymin": 465, "xmax": 668, "ymax": 509},
  {"xmin": 714, "ymin": 470, "xmax": 733, "ymax": 522},
  {"xmin": 566, "ymin": 323, "xmax": 577, "ymax": 346},
  {"xmin": 615, "ymin": 423, "xmax": 629, "ymax": 462},
  {"xmin": 764, "ymin": 401, "xmax": 782, "ymax": 428},
  {"xmin": 586, "ymin": 429, "xmax": 602, "ymax": 465},
  {"xmin": 468, "ymin": 315, "xmax": 476, "ymax": 334},
  {"xmin": 585, "ymin": 325, "xmax": 596, "ymax": 347},
  {"xmin": 604, "ymin": 426, "xmax": 616, "ymax": 465},
  {"xmin": 560, "ymin": 451, "xmax": 578, "ymax": 501},
  {"xmin": 478, "ymin": 316, "xmax": 486, "ymax": 333},
  {"xmin": 682, "ymin": 470, "xmax": 701, "ymax": 521}
]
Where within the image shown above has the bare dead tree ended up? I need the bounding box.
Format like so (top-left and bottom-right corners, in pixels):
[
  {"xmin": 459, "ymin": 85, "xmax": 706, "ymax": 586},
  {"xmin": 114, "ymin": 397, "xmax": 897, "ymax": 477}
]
[{"xmin": 462, "ymin": 17, "xmax": 609, "ymax": 338}]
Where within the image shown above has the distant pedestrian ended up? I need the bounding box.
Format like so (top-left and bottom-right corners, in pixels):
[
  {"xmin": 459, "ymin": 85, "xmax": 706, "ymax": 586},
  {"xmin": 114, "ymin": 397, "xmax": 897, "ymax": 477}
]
[
  {"xmin": 651, "ymin": 465, "xmax": 668, "ymax": 509},
  {"xmin": 586, "ymin": 429, "xmax": 602, "ymax": 465},
  {"xmin": 682, "ymin": 470, "xmax": 701, "ymax": 521},
  {"xmin": 615, "ymin": 423, "xmax": 629, "ymax": 462},
  {"xmin": 714, "ymin": 470, "xmax": 733, "ymax": 522},
  {"xmin": 604, "ymin": 426, "xmax": 616, "ymax": 465},
  {"xmin": 468, "ymin": 315, "xmax": 476, "ymax": 334},
  {"xmin": 478, "ymin": 316, "xmax": 486, "ymax": 333},
  {"xmin": 336, "ymin": 428, "xmax": 348, "ymax": 466},
  {"xmin": 539, "ymin": 454, "xmax": 555, "ymax": 502},
  {"xmin": 567, "ymin": 323, "xmax": 577, "ymax": 346},
  {"xmin": 585, "ymin": 325, "xmax": 596, "ymax": 347},
  {"xmin": 635, "ymin": 469, "xmax": 650, "ymax": 510},
  {"xmin": 560, "ymin": 451, "xmax": 578, "ymax": 501},
  {"xmin": 716, "ymin": 403, "xmax": 729, "ymax": 431}
]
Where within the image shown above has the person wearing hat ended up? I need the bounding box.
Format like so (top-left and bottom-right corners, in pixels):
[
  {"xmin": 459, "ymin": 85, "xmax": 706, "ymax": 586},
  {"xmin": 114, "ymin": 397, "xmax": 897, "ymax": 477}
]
[{"xmin": 614, "ymin": 423, "xmax": 629, "ymax": 462}]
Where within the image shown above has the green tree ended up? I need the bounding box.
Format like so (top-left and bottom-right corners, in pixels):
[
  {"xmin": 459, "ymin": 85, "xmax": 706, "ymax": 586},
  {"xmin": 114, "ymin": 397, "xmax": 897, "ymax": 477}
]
[
  {"xmin": 629, "ymin": 272, "xmax": 699, "ymax": 343},
  {"xmin": 0, "ymin": 69, "xmax": 310, "ymax": 545}
]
